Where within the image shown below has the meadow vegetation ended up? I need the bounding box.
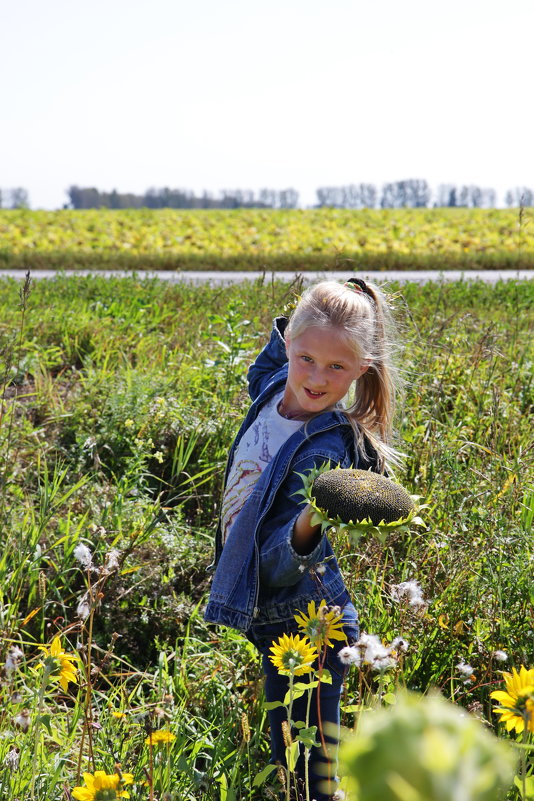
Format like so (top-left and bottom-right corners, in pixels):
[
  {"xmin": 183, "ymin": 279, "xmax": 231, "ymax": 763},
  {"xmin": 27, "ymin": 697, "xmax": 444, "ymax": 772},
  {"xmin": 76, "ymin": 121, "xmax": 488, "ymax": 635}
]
[
  {"xmin": 1, "ymin": 207, "xmax": 533, "ymax": 272},
  {"xmin": 0, "ymin": 272, "xmax": 532, "ymax": 799}
]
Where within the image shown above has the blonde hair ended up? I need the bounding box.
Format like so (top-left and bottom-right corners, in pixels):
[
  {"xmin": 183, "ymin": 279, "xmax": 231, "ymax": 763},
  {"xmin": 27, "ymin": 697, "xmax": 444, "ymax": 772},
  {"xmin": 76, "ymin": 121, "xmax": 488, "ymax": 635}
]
[{"xmin": 286, "ymin": 279, "xmax": 402, "ymax": 471}]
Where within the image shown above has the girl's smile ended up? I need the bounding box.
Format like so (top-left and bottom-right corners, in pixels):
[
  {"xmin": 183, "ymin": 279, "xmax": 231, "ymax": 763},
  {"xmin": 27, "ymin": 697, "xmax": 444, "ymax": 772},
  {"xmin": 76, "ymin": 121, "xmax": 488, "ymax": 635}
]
[{"xmin": 281, "ymin": 326, "xmax": 369, "ymax": 418}]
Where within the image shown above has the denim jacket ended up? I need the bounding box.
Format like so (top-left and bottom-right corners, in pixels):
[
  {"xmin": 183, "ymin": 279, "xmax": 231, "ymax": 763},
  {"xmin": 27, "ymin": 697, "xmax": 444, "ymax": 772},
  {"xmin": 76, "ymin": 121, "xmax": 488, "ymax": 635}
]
[{"xmin": 203, "ymin": 317, "xmax": 377, "ymax": 633}]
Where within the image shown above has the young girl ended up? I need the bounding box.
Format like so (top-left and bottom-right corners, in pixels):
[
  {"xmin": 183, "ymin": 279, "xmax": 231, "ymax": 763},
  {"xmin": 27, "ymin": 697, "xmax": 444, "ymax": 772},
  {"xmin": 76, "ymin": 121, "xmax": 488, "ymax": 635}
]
[{"xmin": 204, "ymin": 277, "xmax": 400, "ymax": 800}]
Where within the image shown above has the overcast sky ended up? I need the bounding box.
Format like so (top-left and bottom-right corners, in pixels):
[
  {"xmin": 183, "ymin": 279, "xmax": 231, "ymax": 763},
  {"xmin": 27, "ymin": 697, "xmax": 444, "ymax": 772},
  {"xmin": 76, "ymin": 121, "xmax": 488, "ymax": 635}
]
[{"xmin": 2, "ymin": 0, "xmax": 533, "ymax": 209}]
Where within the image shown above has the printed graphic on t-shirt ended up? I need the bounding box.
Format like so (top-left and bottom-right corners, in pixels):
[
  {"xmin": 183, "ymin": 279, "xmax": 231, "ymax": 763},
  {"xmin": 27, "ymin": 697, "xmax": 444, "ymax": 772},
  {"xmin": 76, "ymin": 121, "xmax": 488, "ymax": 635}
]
[{"xmin": 221, "ymin": 392, "xmax": 302, "ymax": 543}]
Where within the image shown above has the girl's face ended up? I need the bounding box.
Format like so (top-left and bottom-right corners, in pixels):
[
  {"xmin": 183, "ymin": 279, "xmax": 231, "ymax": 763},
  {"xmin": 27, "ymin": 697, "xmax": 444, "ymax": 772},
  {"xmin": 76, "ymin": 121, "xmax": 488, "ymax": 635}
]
[{"xmin": 283, "ymin": 326, "xmax": 369, "ymax": 417}]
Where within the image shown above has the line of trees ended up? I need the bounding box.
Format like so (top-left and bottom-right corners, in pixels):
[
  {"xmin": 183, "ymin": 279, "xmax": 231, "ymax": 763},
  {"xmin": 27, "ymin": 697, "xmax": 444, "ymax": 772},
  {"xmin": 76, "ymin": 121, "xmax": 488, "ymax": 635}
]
[
  {"xmin": 66, "ymin": 186, "xmax": 299, "ymax": 210},
  {"xmin": 2, "ymin": 183, "xmax": 534, "ymax": 210},
  {"xmin": 316, "ymin": 181, "xmax": 501, "ymax": 209},
  {"xmin": 65, "ymin": 182, "xmax": 534, "ymax": 210}
]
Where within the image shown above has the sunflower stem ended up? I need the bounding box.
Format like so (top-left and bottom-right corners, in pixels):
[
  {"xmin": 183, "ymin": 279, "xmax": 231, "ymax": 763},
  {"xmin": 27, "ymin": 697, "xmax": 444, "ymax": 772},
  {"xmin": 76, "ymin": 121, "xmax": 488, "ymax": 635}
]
[
  {"xmin": 520, "ymin": 725, "xmax": 528, "ymax": 800},
  {"xmin": 149, "ymin": 741, "xmax": 154, "ymax": 801},
  {"xmin": 286, "ymin": 671, "xmax": 294, "ymax": 801},
  {"xmin": 30, "ymin": 661, "xmax": 52, "ymax": 801},
  {"xmin": 316, "ymin": 646, "xmax": 332, "ymax": 794},
  {"xmin": 304, "ymin": 671, "xmax": 314, "ymax": 801},
  {"xmin": 77, "ymin": 567, "xmax": 97, "ymax": 781}
]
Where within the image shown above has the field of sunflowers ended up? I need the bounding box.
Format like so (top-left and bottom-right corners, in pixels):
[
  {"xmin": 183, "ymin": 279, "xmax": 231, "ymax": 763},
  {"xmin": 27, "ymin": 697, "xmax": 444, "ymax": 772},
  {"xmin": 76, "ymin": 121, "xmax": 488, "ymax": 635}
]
[{"xmin": 0, "ymin": 207, "xmax": 533, "ymax": 272}]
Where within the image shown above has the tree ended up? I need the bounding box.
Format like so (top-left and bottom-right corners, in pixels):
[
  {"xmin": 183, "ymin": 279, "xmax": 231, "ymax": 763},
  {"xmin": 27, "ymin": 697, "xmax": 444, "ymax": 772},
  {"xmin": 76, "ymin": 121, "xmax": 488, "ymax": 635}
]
[
  {"xmin": 380, "ymin": 180, "xmax": 430, "ymax": 208},
  {"xmin": 8, "ymin": 188, "xmax": 30, "ymax": 209},
  {"xmin": 278, "ymin": 188, "xmax": 299, "ymax": 209},
  {"xmin": 67, "ymin": 186, "xmax": 102, "ymax": 209},
  {"xmin": 435, "ymin": 184, "xmax": 458, "ymax": 207},
  {"xmin": 315, "ymin": 184, "xmax": 377, "ymax": 209},
  {"xmin": 505, "ymin": 187, "xmax": 534, "ymax": 207},
  {"xmin": 359, "ymin": 183, "xmax": 377, "ymax": 208},
  {"xmin": 316, "ymin": 186, "xmax": 341, "ymax": 207},
  {"xmin": 455, "ymin": 185, "xmax": 496, "ymax": 208}
]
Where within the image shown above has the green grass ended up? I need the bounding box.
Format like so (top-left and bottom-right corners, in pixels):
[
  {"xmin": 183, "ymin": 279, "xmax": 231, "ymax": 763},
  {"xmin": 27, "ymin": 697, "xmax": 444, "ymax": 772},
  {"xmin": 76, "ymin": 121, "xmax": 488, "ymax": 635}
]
[
  {"xmin": 1, "ymin": 207, "xmax": 534, "ymax": 272},
  {"xmin": 0, "ymin": 273, "xmax": 532, "ymax": 799}
]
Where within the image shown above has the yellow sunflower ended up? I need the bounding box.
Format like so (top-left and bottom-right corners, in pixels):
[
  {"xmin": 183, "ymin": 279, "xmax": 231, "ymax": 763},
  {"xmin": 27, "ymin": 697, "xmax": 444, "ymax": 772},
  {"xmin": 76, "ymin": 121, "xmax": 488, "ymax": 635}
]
[
  {"xmin": 490, "ymin": 665, "xmax": 534, "ymax": 734},
  {"xmin": 269, "ymin": 633, "xmax": 318, "ymax": 676},
  {"xmin": 71, "ymin": 770, "xmax": 134, "ymax": 800},
  {"xmin": 145, "ymin": 729, "xmax": 176, "ymax": 746},
  {"xmin": 294, "ymin": 599, "xmax": 347, "ymax": 649},
  {"xmin": 38, "ymin": 635, "xmax": 78, "ymax": 692}
]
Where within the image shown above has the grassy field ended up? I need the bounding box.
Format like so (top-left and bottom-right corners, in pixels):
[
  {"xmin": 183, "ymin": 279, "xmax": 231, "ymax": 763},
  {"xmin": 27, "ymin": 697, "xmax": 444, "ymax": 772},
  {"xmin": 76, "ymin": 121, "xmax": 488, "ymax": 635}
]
[
  {"xmin": 1, "ymin": 207, "xmax": 534, "ymax": 272},
  {"xmin": 0, "ymin": 272, "xmax": 532, "ymax": 799}
]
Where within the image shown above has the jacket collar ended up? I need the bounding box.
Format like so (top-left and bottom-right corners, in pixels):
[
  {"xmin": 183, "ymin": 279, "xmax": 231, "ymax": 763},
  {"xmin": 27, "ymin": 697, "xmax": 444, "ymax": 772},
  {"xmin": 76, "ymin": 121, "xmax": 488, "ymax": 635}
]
[{"xmin": 250, "ymin": 366, "xmax": 350, "ymax": 433}]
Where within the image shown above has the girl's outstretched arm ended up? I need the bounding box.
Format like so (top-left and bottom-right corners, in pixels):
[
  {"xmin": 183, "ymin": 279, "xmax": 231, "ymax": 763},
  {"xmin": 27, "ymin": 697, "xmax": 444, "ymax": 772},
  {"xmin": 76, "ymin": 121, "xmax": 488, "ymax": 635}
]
[
  {"xmin": 257, "ymin": 436, "xmax": 353, "ymax": 587},
  {"xmin": 292, "ymin": 505, "xmax": 322, "ymax": 554},
  {"xmin": 247, "ymin": 317, "xmax": 288, "ymax": 401}
]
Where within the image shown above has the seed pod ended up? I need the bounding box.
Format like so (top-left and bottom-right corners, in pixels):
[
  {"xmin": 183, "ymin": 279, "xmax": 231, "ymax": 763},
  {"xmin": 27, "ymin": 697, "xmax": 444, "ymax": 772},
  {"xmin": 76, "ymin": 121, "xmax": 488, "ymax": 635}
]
[
  {"xmin": 313, "ymin": 469, "xmax": 414, "ymax": 525},
  {"xmin": 38, "ymin": 570, "xmax": 47, "ymax": 601},
  {"xmin": 281, "ymin": 720, "xmax": 292, "ymax": 748},
  {"xmin": 241, "ymin": 712, "xmax": 251, "ymax": 743},
  {"xmin": 297, "ymin": 463, "xmax": 424, "ymax": 543}
]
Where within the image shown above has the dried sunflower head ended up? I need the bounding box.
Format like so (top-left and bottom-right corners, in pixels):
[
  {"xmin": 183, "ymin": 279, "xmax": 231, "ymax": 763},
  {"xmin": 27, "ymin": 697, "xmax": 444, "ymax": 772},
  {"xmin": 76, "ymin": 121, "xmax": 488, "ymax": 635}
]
[{"xmin": 297, "ymin": 463, "xmax": 424, "ymax": 543}]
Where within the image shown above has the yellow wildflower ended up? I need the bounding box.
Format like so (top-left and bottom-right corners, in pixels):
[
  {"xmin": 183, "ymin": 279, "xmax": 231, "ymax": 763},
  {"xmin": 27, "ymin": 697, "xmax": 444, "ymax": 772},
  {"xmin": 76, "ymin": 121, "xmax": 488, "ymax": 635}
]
[
  {"xmin": 71, "ymin": 770, "xmax": 134, "ymax": 800},
  {"xmin": 38, "ymin": 635, "xmax": 78, "ymax": 692},
  {"xmin": 490, "ymin": 665, "xmax": 534, "ymax": 734},
  {"xmin": 294, "ymin": 599, "xmax": 347, "ymax": 649},
  {"xmin": 145, "ymin": 729, "xmax": 176, "ymax": 745},
  {"xmin": 269, "ymin": 632, "xmax": 318, "ymax": 676}
]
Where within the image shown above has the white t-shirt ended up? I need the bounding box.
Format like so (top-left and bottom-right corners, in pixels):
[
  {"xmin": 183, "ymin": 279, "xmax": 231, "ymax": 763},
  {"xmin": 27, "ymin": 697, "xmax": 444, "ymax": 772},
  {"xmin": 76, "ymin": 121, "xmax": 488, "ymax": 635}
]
[{"xmin": 221, "ymin": 392, "xmax": 303, "ymax": 544}]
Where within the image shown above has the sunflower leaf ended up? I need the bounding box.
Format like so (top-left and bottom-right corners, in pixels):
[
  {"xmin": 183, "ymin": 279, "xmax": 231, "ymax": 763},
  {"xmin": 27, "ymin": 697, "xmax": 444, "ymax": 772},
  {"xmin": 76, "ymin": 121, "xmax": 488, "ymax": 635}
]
[
  {"xmin": 319, "ymin": 669, "xmax": 332, "ymax": 684},
  {"xmin": 253, "ymin": 763, "xmax": 278, "ymax": 787},
  {"xmin": 263, "ymin": 700, "xmax": 284, "ymax": 710},
  {"xmin": 296, "ymin": 726, "xmax": 319, "ymax": 749},
  {"xmin": 284, "ymin": 685, "xmax": 308, "ymax": 704},
  {"xmin": 286, "ymin": 741, "xmax": 300, "ymax": 772}
]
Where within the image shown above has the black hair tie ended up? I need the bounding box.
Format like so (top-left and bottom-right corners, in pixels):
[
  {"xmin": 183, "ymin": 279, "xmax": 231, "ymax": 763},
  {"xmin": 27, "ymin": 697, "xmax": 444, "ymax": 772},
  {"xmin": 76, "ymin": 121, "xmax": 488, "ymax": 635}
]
[{"xmin": 343, "ymin": 276, "xmax": 368, "ymax": 294}]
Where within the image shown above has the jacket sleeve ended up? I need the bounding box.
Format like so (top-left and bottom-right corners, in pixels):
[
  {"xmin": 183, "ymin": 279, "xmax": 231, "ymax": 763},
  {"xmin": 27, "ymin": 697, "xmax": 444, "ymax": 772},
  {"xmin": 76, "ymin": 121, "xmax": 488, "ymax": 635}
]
[
  {"xmin": 257, "ymin": 439, "xmax": 354, "ymax": 588},
  {"xmin": 247, "ymin": 317, "xmax": 288, "ymax": 402}
]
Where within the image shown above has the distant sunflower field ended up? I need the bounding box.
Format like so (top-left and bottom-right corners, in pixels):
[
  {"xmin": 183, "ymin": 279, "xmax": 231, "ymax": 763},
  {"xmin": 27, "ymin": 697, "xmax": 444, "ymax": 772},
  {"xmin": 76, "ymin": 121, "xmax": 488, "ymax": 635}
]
[{"xmin": 0, "ymin": 207, "xmax": 533, "ymax": 271}]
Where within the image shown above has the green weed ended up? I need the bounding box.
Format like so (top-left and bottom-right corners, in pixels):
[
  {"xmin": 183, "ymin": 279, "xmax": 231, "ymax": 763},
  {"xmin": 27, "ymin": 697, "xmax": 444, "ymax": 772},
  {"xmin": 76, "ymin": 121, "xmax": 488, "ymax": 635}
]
[{"xmin": 0, "ymin": 274, "xmax": 531, "ymax": 798}]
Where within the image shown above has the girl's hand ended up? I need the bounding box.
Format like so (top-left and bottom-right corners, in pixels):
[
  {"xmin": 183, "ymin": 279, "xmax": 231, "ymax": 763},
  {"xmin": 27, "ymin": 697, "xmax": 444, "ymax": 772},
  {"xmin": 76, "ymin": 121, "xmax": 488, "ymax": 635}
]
[{"xmin": 292, "ymin": 504, "xmax": 322, "ymax": 555}]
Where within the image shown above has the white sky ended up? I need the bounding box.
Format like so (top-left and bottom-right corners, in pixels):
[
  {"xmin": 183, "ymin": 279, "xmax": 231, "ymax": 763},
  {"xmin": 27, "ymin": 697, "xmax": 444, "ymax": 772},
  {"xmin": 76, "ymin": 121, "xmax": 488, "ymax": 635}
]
[{"xmin": 2, "ymin": 0, "xmax": 533, "ymax": 209}]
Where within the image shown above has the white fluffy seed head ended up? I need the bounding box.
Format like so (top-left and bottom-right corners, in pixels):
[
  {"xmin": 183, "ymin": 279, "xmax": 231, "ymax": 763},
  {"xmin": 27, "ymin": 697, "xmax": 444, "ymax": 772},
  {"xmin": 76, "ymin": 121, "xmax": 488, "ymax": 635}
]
[
  {"xmin": 105, "ymin": 549, "xmax": 120, "ymax": 570},
  {"xmin": 338, "ymin": 646, "xmax": 361, "ymax": 666},
  {"xmin": 456, "ymin": 660, "xmax": 474, "ymax": 677},
  {"xmin": 390, "ymin": 637, "xmax": 409, "ymax": 653},
  {"xmin": 5, "ymin": 646, "xmax": 24, "ymax": 675},
  {"xmin": 391, "ymin": 580, "xmax": 426, "ymax": 608},
  {"xmin": 492, "ymin": 650, "xmax": 508, "ymax": 662},
  {"xmin": 74, "ymin": 543, "xmax": 93, "ymax": 569}
]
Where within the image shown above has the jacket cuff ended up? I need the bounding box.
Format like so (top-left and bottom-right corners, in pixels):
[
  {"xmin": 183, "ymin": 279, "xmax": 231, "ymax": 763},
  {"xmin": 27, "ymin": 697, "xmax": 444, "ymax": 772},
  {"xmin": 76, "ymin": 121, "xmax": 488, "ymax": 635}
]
[
  {"xmin": 287, "ymin": 528, "xmax": 324, "ymax": 565},
  {"xmin": 260, "ymin": 516, "xmax": 327, "ymax": 587}
]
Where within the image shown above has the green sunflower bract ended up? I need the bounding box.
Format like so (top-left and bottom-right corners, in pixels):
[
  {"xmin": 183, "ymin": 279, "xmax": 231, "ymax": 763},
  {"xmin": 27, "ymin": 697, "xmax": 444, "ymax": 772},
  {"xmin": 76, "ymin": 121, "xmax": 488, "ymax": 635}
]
[{"xmin": 297, "ymin": 463, "xmax": 424, "ymax": 543}]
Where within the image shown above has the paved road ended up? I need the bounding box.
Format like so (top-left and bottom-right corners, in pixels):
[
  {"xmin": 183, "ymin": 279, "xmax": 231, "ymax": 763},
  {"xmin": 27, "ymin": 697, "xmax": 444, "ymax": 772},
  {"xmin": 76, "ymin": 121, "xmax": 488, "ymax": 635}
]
[{"xmin": 0, "ymin": 268, "xmax": 532, "ymax": 285}]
